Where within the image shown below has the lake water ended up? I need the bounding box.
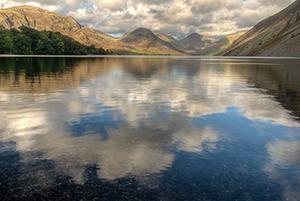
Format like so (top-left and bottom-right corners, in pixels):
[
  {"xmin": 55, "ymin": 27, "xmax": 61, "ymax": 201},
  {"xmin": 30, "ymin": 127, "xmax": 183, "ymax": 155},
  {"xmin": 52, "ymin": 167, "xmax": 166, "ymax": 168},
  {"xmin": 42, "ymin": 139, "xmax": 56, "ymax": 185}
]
[{"xmin": 0, "ymin": 57, "xmax": 300, "ymax": 201}]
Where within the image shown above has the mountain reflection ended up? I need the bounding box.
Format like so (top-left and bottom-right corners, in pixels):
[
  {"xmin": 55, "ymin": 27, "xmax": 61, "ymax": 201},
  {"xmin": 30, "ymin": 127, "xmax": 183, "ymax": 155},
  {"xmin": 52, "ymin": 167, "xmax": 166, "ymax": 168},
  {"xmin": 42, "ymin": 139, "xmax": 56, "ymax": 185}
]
[{"xmin": 0, "ymin": 57, "xmax": 300, "ymax": 201}]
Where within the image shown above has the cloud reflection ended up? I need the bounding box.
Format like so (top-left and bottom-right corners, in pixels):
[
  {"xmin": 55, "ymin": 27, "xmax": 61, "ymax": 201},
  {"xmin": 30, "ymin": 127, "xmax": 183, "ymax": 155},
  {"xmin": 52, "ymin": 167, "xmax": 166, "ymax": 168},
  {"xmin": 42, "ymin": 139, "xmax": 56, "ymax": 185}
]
[
  {"xmin": 17, "ymin": 116, "xmax": 218, "ymax": 183},
  {"xmin": 0, "ymin": 57, "xmax": 300, "ymax": 186},
  {"xmin": 265, "ymin": 140, "xmax": 300, "ymax": 201}
]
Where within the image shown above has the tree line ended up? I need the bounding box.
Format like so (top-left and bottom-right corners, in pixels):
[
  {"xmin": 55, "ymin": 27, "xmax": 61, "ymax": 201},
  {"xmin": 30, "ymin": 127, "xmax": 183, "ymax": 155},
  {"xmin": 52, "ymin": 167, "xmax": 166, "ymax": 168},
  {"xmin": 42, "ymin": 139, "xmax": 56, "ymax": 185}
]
[{"xmin": 0, "ymin": 26, "xmax": 111, "ymax": 55}]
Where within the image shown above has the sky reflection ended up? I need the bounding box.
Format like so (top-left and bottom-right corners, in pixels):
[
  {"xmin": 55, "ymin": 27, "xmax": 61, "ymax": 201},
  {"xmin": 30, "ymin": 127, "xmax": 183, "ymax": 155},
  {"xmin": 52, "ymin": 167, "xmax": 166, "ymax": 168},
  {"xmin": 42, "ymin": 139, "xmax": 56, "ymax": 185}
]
[{"xmin": 0, "ymin": 57, "xmax": 300, "ymax": 201}]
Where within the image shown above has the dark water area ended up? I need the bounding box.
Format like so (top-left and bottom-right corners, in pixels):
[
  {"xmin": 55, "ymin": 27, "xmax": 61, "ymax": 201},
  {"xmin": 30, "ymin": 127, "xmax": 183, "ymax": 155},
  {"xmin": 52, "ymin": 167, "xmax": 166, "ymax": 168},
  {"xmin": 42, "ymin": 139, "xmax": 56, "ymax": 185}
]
[{"xmin": 0, "ymin": 57, "xmax": 300, "ymax": 201}]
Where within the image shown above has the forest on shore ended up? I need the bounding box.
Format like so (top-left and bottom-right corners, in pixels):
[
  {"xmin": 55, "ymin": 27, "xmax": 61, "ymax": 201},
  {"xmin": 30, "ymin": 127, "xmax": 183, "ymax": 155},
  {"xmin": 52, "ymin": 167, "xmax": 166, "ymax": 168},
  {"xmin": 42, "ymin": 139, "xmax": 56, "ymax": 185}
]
[{"xmin": 0, "ymin": 26, "xmax": 110, "ymax": 55}]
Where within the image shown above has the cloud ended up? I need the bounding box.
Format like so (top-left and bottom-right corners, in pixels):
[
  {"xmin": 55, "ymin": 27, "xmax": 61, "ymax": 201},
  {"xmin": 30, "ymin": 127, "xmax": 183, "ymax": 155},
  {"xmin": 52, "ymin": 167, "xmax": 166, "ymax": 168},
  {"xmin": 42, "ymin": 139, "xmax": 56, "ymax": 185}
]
[{"xmin": 1, "ymin": 0, "xmax": 296, "ymax": 36}]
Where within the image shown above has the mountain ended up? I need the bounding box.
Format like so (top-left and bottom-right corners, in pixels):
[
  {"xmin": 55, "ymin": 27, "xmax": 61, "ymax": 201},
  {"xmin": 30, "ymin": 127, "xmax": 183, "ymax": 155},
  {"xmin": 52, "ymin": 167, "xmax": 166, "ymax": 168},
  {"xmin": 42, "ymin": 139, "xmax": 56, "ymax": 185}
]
[
  {"xmin": 159, "ymin": 32, "xmax": 211, "ymax": 55},
  {"xmin": 0, "ymin": 5, "xmax": 251, "ymax": 56},
  {"xmin": 156, "ymin": 33, "xmax": 226, "ymax": 55},
  {"xmin": 223, "ymin": 0, "xmax": 300, "ymax": 56},
  {"xmin": 0, "ymin": 6, "xmax": 125, "ymax": 51},
  {"xmin": 165, "ymin": 31, "xmax": 247, "ymax": 55},
  {"xmin": 207, "ymin": 31, "xmax": 246, "ymax": 55},
  {"xmin": 178, "ymin": 33, "xmax": 205, "ymax": 51},
  {"xmin": 156, "ymin": 33, "xmax": 178, "ymax": 44},
  {"xmin": 0, "ymin": 6, "xmax": 181, "ymax": 55},
  {"xmin": 121, "ymin": 28, "xmax": 182, "ymax": 55},
  {"xmin": 156, "ymin": 32, "xmax": 184, "ymax": 50}
]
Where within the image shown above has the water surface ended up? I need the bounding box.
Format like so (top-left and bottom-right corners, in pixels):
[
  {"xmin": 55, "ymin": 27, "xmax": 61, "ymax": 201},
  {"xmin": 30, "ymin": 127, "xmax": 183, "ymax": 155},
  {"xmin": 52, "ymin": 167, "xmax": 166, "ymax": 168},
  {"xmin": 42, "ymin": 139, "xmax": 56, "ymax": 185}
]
[{"xmin": 0, "ymin": 57, "xmax": 300, "ymax": 201}]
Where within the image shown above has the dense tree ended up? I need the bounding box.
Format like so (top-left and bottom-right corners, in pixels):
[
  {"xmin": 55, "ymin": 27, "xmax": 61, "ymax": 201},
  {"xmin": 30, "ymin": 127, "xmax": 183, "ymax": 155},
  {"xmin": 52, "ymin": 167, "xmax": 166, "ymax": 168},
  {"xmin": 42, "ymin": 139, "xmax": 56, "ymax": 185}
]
[
  {"xmin": 0, "ymin": 30, "xmax": 13, "ymax": 53},
  {"xmin": 0, "ymin": 26, "xmax": 109, "ymax": 55},
  {"xmin": 0, "ymin": 35, "xmax": 13, "ymax": 53},
  {"xmin": 35, "ymin": 32, "xmax": 51, "ymax": 54},
  {"xmin": 50, "ymin": 32, "xmax": 65, "ymax": 54},
  {"xmin": 12, "ymin": 32, "xmax": 32, "ymax": 54}
]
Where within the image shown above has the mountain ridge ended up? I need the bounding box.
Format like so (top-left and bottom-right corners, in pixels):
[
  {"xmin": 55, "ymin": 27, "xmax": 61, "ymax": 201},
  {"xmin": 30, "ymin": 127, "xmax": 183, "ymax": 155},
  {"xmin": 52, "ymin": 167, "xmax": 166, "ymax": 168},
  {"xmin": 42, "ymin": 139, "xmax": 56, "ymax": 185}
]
[
  {"xmin": 8, "ymin": 5, "xmax": 299, "ymax": 56},
  {"xmin": 0, "ymin": 5, "xmax": 244, "ymax": 55}
]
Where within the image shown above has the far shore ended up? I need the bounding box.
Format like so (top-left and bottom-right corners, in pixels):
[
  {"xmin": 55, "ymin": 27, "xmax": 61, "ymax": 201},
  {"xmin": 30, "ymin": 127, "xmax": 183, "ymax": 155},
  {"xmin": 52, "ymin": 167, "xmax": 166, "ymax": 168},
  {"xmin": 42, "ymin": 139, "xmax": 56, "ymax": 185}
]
[{"xmin": 0, "ymin": 54, "xmax": 300, "ymax": 60}]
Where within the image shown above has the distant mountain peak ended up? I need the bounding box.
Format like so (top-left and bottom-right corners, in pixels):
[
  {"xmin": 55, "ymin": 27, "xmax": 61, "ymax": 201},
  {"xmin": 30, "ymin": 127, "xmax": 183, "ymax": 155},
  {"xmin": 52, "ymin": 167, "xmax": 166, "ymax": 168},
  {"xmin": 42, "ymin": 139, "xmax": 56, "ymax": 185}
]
[
  {"xmin": 119, "ymin": 27, "xmax": 183, "ymax": 54},
  {"xmin": 178, "ymin": 32, "xmax": 205, "ymax": 51},
  {"xmin": 131, "ymin": 27, "xmax": 153, "ymax": 33},
  {"xmin": 121, "ymin": 27, "xmax": 158, "ymax": 43},
  {"xmin": 184, "ymin": 32, "xmax": 203, "ymax": 39},
  {"xmin": 125, "ymin": 27, "xmax": 156, "ymax": 37}
]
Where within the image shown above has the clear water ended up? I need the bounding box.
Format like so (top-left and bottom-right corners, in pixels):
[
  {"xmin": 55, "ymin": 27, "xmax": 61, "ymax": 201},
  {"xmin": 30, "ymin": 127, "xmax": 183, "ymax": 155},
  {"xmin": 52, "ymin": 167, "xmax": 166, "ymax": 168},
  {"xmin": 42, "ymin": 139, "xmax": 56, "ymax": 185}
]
[{"xmin": 0, "ymin": 57, "xmax": 300, "ymax": 201}]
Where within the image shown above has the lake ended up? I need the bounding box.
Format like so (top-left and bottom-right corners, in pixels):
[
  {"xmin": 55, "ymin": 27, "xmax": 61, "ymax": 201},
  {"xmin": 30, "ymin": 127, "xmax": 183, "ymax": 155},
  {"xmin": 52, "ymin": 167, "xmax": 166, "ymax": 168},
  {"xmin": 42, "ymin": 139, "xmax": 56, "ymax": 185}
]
[{"xmin": 0, "ymin": 56, "xmax": 300, "ymax": 201}]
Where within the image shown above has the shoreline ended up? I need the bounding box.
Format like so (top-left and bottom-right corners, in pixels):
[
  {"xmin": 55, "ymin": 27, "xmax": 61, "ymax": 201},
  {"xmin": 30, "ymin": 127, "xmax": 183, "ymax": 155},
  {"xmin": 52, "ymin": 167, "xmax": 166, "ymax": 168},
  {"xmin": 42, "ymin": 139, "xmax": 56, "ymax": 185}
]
[{"xmin": 0, "ymin": 54, "xmax": 300, "ymax": 60}]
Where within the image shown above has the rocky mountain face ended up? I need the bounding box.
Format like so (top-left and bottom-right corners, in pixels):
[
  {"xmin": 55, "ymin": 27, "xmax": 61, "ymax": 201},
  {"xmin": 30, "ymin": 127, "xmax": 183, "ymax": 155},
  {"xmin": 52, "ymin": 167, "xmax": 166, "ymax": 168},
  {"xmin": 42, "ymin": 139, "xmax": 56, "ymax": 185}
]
[
  {"xmin": 0, "ymin": 6, "xmax": 124, "ymax": 51},
  {"xmin": 223, "ymin": 0, "xmax": 300, "ymax": 57}
]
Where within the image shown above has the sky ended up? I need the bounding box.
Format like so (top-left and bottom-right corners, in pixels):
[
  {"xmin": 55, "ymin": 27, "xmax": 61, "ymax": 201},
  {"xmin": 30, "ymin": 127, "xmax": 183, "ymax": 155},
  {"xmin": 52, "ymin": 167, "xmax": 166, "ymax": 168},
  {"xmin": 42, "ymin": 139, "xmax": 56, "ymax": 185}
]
[{"xmin": 0, "ymin": 0, "xmax": 295, "ymax": 37}]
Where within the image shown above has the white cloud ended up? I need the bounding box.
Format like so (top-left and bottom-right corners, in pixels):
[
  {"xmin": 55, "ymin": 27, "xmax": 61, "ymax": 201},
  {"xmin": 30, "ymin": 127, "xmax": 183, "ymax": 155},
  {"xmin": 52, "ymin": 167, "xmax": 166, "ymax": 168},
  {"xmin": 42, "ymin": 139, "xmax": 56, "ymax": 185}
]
[{"xmin": 0, "ymin": 0, "xmax": 295, "ymax": 36}]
